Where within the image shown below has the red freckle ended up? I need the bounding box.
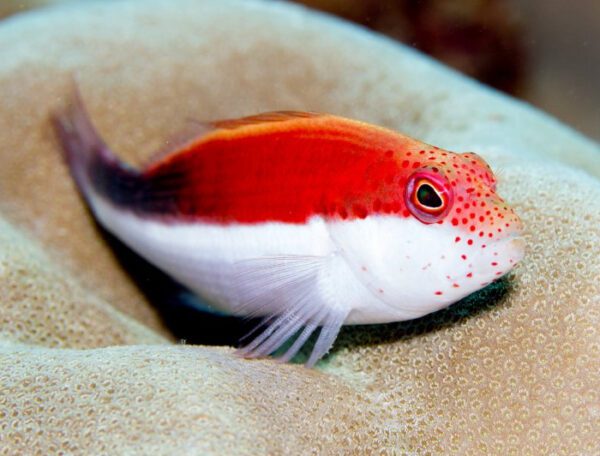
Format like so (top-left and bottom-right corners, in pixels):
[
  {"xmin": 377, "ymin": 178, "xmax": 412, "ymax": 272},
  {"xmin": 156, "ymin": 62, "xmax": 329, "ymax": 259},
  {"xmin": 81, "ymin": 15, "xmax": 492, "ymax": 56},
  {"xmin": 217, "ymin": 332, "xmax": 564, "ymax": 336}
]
[
  {"xmin": 462, "ymin": 218, "xmax": 468, "ymax": 224},
  {"xmin": 453, "ymin": 163, "xmax": 459, "ymax": 169},
  {"xmin": 488, "ymin": 233, "xmax": 493, "ymax": 238},
  {"xmin": 353, "ymin": 204, "xmax": 368, "ymax": 219},
  {"xmin": 452, "ymin": 283, "xmax": 460, "ymax": 288},
  {"xmin": 455, "ymin": 236, "xmax": 461, "ymax": 242},
  {"xmin": 479, "ymin": 216, "xmax": 485, "ymax": 222},
  {"xmin": 402, "ymin": 160, "xmax": 410, "ymax": 168},
  {"xmin": 451, "ymin": 218, "xmax": 459, "ymax": 226},
  {"xmin": 466, "ymin": 272, "xmax": 473, "ymax": 278},
  {"xmin": 458, "ymin": 196, "xmax": 464, "ymax": 202},
  {"xmin": 485, "ymin": 210, "xmax": 491, "ymax": 215},
  {"xmin": 482, "ymin": 244, "xmax": 486, "ymax": 248},
  {"xmin": 509, "ymin": 259, "xmax": 514, "ymax": 264},
  {"xmin": 466, "ymin": 188, "xmax": 475, "ymax": 193},
  {"xmin": 456, "ymin": 208, "xmax": 462, "ymax": 214},
  {"xmin": 436, "ymin": 220, "xmax": 443, "ymax": 224},
  {"xmin": 419, "ymin": 150, "xmax": 425, "ymax": 155},
  {"xmin": 477, "ymin": 192, "xmax": 482, "ymax": 197},
  {"xmin": 467, "ymin": 239, "xmax": 473, "ymax": 245},
  {"xmin": 469, "ymin": 213, "xmax": 475, "ymax": 219},
  {"xmin": 469, "ymin": 225, "xmax": 476, "ymax": 232},
  {"xmin": 505, "ymin": 223, "xmax": 510, "ymax": 227},
  {"xmin": 464, "ymin": 203, "xmax": 470, "ymax": 209},
  {"xmin": 339, "ymin": 207, "xmax": 348, "ymax": 219},
  {"xmin": 435, "ymin": 291, "xmax": 443, "ymax": 295},
  {"xmin": 412, "ymin": 161, "xmax": 421, "ymax": 168},
  {"xmin": 432, "ymin": 167, "xmax": 439, "ymax": 173},
  {"xmin": 461, "ymin": 254, "xmax": 467, "ymax": 260},
  {"xmin": 485, "ymin": 193, "xmax": 490, "ymax": 198},
  {"xmin": 495, "ymin": 271, "xmax": 503, "ymax": 276},
  {"xmin": 385, "ymin": 150, "xmax": 393, "ymax": 158},
  {"xmin": 497, "ymin": 228, "xmax": 502, "ymax": 232},
  {"xmin": 491, "ymin": 262, "xmax": 498, "ymax": 266},
  {"xmin": 402, "ymin": 209, "xmax": 410, "ymax": 217},
  {"xmin": 493, "ymin": 252, "xmax": 498, "ymax": 256},
  {"xmin": 479, "ymin": 231, "xmax": 484, "ymax": 237},
  {"xmin": 481, "ymin": 202, "xmax": 487, "ymax": 207}
]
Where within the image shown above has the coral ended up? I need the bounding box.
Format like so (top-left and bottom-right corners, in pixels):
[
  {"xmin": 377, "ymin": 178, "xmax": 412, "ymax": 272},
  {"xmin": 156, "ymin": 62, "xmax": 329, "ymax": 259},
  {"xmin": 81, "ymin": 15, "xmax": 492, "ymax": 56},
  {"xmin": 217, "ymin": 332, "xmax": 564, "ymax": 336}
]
[{"xmin": 0, "ymin": 0, "xmax": 598, "ymax": 454}]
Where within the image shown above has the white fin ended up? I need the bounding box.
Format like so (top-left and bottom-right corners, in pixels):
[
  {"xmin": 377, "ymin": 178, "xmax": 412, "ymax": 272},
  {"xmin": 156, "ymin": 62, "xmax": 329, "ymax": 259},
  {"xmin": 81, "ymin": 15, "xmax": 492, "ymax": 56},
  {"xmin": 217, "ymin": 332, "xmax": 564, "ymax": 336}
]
[{"xmin": 234, "ymin": 255, "xmax": 348, "ymax": 367}]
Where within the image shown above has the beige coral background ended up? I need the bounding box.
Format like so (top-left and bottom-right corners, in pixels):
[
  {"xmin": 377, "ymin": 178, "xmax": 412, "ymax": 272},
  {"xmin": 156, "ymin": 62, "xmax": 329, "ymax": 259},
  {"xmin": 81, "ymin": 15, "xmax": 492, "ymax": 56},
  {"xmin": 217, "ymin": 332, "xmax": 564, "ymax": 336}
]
[{"xmin": 0, "ymin": 0, "xmax": 598, "ymax": 454}]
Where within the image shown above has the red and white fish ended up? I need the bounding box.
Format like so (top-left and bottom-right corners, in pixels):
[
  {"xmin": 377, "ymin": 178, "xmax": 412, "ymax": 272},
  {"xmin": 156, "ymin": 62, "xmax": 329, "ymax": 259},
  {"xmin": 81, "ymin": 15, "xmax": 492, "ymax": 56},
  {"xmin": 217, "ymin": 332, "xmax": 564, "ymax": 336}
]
[{"xmin": 53, "ymin": 90, "xmax": 525, "ymax": 367}]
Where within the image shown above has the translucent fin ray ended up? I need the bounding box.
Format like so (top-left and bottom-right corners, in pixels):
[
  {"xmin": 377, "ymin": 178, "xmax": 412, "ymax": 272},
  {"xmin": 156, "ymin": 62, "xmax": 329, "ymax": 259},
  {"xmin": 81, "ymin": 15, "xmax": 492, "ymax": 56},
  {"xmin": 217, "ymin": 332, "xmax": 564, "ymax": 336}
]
[{"xmin": 233, "ymin": 254, "xmax": 348, "ymax": 366}]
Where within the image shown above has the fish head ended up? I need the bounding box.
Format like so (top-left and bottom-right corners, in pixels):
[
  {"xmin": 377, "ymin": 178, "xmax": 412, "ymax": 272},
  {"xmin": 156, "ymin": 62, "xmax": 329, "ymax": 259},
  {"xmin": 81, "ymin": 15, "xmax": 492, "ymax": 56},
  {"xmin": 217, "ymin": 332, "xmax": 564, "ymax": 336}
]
[
  {"xmin": 332, "ymin": 147, "xmax": 525, "ymax": 322},
  {"xmin": 398, "ymin": 149, "xmax": 524, "ymax": 313}
]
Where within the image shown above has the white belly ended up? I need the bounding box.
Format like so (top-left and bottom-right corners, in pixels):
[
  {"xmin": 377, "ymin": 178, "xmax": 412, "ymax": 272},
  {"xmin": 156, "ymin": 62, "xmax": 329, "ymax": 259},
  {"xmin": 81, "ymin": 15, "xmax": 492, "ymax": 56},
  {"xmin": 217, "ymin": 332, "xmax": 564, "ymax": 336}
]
[{"xmin": 91, "ymin": 196, "xmax": 395, "ymax": 324}]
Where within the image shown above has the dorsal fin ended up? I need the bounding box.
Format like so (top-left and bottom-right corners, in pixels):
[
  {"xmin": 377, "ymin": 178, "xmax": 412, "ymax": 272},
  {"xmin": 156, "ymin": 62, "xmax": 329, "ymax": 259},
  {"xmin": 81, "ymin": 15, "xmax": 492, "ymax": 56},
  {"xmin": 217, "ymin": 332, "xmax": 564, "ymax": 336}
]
[
  {"xmin": 213, "ymin": 111, "xmax": 322, "ymax": 129},
  {"xmin": 141, "ymin": 120, "xmax": 214, "ymax": 169},
  {"xmin": 143, "ymin": 111, "xmax": 323, "ymax": 169}
]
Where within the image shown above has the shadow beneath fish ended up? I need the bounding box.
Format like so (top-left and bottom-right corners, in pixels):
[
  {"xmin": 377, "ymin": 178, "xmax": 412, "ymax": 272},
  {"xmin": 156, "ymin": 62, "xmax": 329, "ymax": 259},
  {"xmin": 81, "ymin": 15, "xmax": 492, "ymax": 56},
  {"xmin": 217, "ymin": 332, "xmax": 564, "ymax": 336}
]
[
  {"xmin": 98, "ymin": 222, "xmax": 513, "ymax": 361},
  {"xmin": 282, "ymin": 276, "xmax": 513, "ymax": 365},
  {"xmin": 334, "ymin": 276, "xmax": 513, "ymax": 353}
]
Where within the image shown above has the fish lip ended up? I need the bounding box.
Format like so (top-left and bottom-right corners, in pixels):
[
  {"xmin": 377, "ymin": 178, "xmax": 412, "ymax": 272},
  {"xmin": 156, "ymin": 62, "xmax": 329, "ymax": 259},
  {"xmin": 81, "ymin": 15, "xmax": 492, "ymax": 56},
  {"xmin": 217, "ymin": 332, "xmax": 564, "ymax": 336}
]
[
  {"xmin": 504, "ymin": 233, "xmax": 526, "ymax": 244},
  {"xmin": 504, "ymin": 234, "xmax": 527, "ymax": 262}
]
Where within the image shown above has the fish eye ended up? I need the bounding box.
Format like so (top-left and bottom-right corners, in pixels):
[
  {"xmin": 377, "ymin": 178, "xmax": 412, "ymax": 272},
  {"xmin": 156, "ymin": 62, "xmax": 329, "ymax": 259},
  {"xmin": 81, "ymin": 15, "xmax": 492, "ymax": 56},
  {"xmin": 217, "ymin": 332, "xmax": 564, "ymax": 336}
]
[
  {"xmin": 405, "ymin": 171, "xmax": 453, "ymax": 224},
  {"xmin": 416, "ymin": 182, "xmax": 443, "ymax": 209}
]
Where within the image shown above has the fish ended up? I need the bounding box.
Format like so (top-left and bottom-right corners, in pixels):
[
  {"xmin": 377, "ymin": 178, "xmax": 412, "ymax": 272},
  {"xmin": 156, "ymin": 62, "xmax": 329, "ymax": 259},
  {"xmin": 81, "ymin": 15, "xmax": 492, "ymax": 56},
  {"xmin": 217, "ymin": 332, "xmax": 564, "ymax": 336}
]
[{"xmin": 52, "ymin": 89, "xmax": 525, "ymax": 367}]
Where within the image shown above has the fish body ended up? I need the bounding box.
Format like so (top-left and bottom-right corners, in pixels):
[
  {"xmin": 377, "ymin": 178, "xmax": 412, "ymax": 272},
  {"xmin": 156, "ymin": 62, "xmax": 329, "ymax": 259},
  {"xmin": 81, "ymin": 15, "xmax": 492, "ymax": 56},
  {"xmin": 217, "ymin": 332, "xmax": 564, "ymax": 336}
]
[{"xmin": 53, "ymin": 91, "xmax": 525, "ymax": 366}]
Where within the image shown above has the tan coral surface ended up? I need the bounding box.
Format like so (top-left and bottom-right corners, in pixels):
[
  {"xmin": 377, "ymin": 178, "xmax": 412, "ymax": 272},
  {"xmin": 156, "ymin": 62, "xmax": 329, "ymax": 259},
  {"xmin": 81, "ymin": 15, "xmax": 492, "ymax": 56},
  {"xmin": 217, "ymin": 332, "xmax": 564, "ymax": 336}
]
[{"xmin": 0, "ymin": 0, "xmax": 598, "ymax": 454}]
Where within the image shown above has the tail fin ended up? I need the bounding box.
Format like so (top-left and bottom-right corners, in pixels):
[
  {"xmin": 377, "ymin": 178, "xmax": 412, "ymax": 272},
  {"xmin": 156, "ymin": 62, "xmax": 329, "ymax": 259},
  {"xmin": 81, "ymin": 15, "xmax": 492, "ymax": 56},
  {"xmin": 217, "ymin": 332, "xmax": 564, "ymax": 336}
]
[{"xmin": 52, "ymin": 86, "xmax": 141, "ymax": 207}]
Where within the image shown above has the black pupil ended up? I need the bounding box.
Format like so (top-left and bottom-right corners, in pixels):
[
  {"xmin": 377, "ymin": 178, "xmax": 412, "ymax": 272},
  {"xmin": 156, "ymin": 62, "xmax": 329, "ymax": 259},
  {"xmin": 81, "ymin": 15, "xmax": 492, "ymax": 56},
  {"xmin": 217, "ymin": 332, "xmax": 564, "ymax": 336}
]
[{"xmin": 416, "ymin": 184, "xmax": 442, "ymax": 208}]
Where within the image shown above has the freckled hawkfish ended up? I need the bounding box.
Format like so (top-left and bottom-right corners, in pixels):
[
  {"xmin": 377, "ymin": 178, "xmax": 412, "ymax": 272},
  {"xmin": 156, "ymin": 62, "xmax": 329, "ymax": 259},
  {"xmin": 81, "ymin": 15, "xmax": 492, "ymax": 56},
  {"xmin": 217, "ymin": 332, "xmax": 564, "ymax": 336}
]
[{"xmin": 52, "ymin": 89, "xmax": 525, "ymax": 367}]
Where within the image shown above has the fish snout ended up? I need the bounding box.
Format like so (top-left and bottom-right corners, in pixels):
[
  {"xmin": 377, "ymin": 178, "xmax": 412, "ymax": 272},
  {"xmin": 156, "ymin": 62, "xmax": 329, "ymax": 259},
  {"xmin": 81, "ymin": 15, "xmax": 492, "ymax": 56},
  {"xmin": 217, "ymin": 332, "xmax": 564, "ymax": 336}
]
[{"xmin": 507, "ymin": 236, "xmax": 526, "ymax": 263}]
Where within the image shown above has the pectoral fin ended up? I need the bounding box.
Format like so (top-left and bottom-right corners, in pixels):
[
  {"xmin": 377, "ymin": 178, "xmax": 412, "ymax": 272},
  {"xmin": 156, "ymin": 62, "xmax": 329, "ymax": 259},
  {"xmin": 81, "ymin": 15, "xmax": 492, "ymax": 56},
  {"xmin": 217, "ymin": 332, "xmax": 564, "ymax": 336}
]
[{"xmin": 234, "ymin": 255, "xmax": 348, "ymax": 367}]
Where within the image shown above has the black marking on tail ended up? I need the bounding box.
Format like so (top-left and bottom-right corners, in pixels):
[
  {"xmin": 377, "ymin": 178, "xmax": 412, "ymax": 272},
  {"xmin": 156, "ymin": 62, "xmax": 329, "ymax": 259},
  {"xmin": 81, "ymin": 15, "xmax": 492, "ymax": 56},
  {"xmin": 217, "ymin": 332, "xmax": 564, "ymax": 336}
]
[{"xmin": 52, "ymin": 87, "xmax": 149, "ymax": 210}]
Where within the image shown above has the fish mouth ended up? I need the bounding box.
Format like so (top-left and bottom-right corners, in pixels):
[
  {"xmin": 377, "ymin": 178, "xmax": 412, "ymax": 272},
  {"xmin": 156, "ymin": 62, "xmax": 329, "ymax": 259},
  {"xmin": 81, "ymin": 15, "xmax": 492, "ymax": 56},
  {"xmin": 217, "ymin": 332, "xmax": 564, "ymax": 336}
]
[{"xmin": 504, "ymin": 235, "xmax": 527, "ymax": 264}]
